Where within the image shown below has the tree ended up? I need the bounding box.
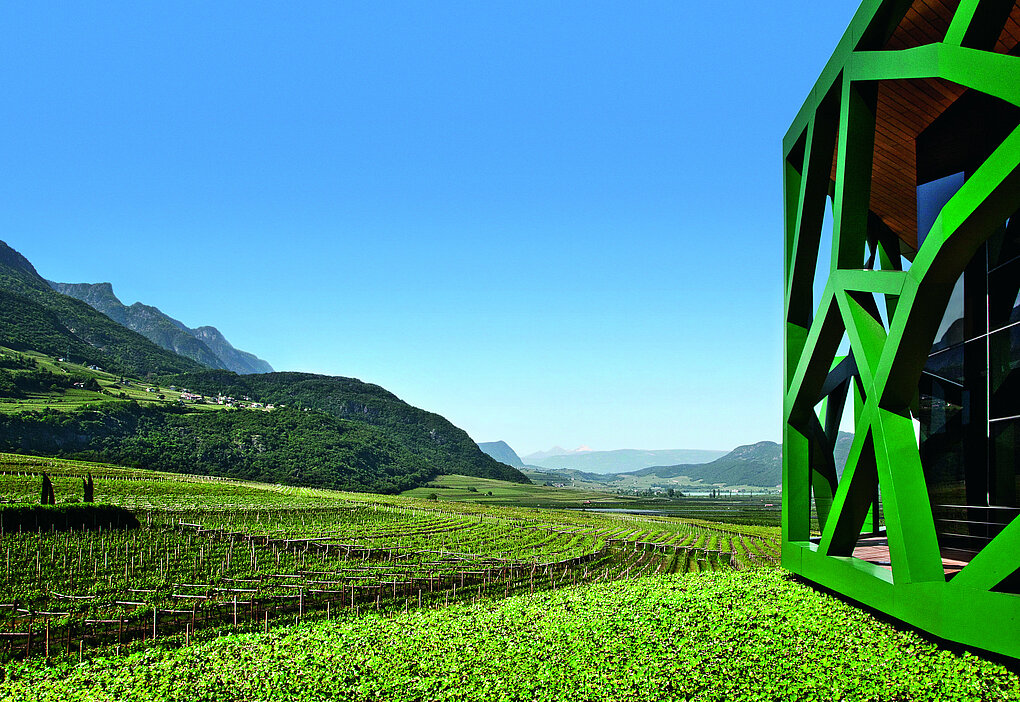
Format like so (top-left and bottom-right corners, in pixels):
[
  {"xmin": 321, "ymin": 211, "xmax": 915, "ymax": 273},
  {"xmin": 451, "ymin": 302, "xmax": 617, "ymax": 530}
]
[
  {"xmin": 426, "ymin": 492, "xmax": 438, "ymax": 502},
  {"xmin": 83, "ymin": 473, "xmax": 94, "ymax": 503},
  {"xmin": 40, "ymin": 473, "xmax": 55, "ymax": 505}
]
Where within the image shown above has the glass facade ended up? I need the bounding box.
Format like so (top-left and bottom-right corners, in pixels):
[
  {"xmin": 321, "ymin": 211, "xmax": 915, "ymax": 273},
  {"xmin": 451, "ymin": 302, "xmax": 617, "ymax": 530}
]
[{"xmin": 919, "ymin": 213, "xmax": 1020, "ymax": 559}]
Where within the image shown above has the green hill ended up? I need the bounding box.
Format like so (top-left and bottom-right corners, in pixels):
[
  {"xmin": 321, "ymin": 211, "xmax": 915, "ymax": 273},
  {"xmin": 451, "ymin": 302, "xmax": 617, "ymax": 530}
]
[
  {"xmin": 0, "ymin": 402, "xmax": 435, "ymax": 493},
  {"xmin": 0, "ymin": 241, "xmax": 202, "ymax": 377},
  {"xmin": 166, "ymin": 370, "xmax": 531, "ymax": 485}
]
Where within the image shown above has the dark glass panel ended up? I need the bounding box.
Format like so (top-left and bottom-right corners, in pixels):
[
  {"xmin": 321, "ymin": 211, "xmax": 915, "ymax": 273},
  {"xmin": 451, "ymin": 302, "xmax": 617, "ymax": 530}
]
[
  {"xmin": 925, "ymin": 344, "xmax": 963, "ymax": 386},
  {"xmin": 990, "ymin": 418, "xmax": 1019, "ymax": 510},
  {"xmin": 990, "ymin": 324, "xmax": 1020, "ymax": 420},
  {"xmin": 989, "ymin": 251, "xmax": 1020, "ymax": 332},
  {"xmin": 986, "ymin": 211, "xmax": 1020, "ymax": 270},
  {"xmin": 931, "ymin": 274, "xmax": 965, "ymax": 352}
]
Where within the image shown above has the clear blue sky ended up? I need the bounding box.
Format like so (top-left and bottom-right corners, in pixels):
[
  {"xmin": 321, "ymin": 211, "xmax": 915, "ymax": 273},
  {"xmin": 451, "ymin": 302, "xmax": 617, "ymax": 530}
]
[{"xmin": 2, "ymin": 2, "xmax": 861, "ymax": 456}]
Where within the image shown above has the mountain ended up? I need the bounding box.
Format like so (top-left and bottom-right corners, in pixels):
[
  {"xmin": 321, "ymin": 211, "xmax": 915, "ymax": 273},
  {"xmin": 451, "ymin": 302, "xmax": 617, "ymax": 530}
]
[
  {"xmin": 0, "ymin": 240, "xmax": 527, "ymax": 492},
  {"xmin": 189, "ymin": 326, "xmax": 273, "ymax": 375},
  {"xmin": 50, "ymin": 281, "xmax": 273, "ymax": 375},
  {"xmin": 163, "ymin": 369, "xmax": 532, "ymax": 485},
  {"xmin": 0, "ymin": 403, "xmax": 437, "ymax": 494},
  {"xmin": 0, "ymin": 241, "xmax": 202, "ymax": 377},
  {"xmin": 523, "ymin": 446, "xmax": 591, "ymax": 462},
  {"xmin": 477, "ymin": 441, "xmax": 525, "ymax": 468},
  {"xmin": 626, "ymin": 432, "xmax": 854, "ymax": 487},
  {"xmin": 528, "ymin": 447, "xmax": 728, "ymax": 474},
  {"xmin": 630, "ymin": 442, "xmax": 782, "ymax": 487}
]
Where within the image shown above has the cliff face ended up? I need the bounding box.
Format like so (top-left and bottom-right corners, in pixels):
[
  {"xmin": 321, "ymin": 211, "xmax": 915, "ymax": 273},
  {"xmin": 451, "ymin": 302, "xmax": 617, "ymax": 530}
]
[
  {"xmin": 190, "ymin": 326, "xmax": 273, "ymax": 374},
  {"xmin": 50, "ymin": 281, "xmax": 273, "ymax": 375}
]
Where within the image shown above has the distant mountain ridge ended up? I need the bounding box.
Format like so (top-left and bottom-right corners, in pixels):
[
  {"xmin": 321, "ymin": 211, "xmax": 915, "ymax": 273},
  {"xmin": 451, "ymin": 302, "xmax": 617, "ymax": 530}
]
[
  {"xmin": 50, "ymin": 281, "xmax": 273, "ymax": 375},
  {"xmin": 626, "ymin": 432, "xmax": 854, "ymax": 487},
  {"xmin": 529, "ymin": 447, "xmax": 728, "ymax": 474},
  {"xmin": 0, "ymin": 240, "xmax": 202, "ymax": 377},
  {"xmin": 522, "ymin": 446, "xmax": 591, "ymax": 462},
  {"xmin": 477, "ymin": 441, "xmax": 525, "ymax": 468}
]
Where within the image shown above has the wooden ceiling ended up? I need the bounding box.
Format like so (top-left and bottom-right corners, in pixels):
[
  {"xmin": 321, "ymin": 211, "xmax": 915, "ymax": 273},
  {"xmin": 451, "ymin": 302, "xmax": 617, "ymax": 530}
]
[
  {"xmin": 994, "ymin": 2, "xmax": 1020, "ymax": 53},
  {"xmin": 827, "ymin": 0, "xmax": 1018, "ymax": 253}
]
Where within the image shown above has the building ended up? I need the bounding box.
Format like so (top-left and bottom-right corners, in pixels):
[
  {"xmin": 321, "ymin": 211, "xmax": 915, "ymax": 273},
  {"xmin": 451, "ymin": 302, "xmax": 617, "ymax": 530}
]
[{"xmin": 782, "ymin": 0, "xmax": 1019, "ymax": 658}]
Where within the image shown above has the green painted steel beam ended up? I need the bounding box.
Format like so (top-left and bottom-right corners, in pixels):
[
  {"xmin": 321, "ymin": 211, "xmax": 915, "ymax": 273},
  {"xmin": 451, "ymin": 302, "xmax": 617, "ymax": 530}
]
[{"xmin": 783, "ymin": 0, "xmax": 1020, "ymax": 660}]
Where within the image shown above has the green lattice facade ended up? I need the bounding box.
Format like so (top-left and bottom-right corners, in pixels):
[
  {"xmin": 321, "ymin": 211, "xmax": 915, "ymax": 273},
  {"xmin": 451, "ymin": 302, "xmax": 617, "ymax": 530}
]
[{"xmin": 783, "ymin": 0, "xmax": 1020, "ymax": 658}]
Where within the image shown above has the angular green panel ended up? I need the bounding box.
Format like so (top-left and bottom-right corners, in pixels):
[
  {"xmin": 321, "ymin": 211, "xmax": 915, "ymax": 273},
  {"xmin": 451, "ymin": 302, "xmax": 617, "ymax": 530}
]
[{"xmin": 783, "ymin": 0, "xmax": 1020, "ymax": 659}]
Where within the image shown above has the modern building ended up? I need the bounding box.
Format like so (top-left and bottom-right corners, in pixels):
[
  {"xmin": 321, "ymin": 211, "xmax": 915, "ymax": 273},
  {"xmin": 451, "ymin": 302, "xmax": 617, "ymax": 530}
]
[{"xmin": 782, "ymin": 0, "xmax": 1019, "ymax": 657}]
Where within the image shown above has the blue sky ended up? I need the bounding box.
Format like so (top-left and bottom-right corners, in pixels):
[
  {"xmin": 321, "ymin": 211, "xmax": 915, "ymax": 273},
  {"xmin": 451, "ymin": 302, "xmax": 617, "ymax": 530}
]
[{"xmin": 1, "ymin": 2, "xmax": 860, "ymax": 456}]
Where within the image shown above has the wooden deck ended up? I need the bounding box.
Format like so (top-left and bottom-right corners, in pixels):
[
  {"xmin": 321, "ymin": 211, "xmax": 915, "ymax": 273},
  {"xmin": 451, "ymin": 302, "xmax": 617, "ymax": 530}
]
[{"xmin": 851, "ymin": 536, "xmax": 972, "ymax": 577}]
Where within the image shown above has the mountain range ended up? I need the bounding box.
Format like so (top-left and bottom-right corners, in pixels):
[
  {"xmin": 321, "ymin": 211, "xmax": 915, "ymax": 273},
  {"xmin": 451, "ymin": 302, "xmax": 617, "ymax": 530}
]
[
  {"xmin": 0, "ymin": 241, "xmax": 201, "ymax": 377},
  {"xmin": 0, "ymin": 240, "xmax": 529, "ymax": 492},
  {"xmin": 50, "ymin": 281, "xmax": 273, "ymax": 375},
  {"xmin": 498, "ymin": 433, "xmax": 855, "ymax": 489},
  {"xmin": 522, "ymin": 446, "xmax": 592, "ymax": 462},
  {"xmin": 527, "ymin": 447, "xmax": 729, "ymax": 474}
]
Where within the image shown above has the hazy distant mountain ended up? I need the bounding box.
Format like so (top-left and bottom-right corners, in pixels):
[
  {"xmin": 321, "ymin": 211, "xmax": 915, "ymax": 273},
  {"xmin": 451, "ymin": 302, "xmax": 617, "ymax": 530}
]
[
  {"xmin": 630, "ymin": 442, "xmax": 781, "ymax": 486},
  {"xmin": 189, "ymin": 326, "xmax": 273, "ymax": 375},
  {"xmin": 477, "ymin": 441, "xmax": 525, "ymax": 468},
  {"xmin": 529, "ymin": 447, "xmax": 728, "ymax": 474},
  {"xmin": 626, "ymin": 432, "xmax": 855, "ymax": 487},
  {"xmin": 523, "ymin": 446, "xmax": 592, "ymax": 463},
  {"xmin": 50, "ymin": 281, "xmax": 273, "ymax": 375}
]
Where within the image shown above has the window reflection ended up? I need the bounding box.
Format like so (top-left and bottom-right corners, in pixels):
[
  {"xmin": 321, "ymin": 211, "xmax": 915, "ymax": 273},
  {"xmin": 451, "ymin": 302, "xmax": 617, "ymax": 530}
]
[{"xmin": 918, "ymin": 213, "xmax": 1019, "ymax": 558}]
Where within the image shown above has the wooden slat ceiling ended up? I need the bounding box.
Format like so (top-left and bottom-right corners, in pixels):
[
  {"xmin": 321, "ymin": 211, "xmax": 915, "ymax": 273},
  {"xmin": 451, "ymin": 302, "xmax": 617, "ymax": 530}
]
[
  {"xmin": 885, "ymin": 0, "xmax": 960, "ymax": 50},
  {"xmin": 827, "ymin": 0, "xmax": 1017, "ymax": 252},
  {"xmin": 994, "ymin": 2, "xmax": 1020, "ymax": 54}
]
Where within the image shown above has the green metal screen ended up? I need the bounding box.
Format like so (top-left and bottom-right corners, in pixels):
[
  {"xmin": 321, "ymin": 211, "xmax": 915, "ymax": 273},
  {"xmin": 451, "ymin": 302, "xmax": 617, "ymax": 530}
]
[{"xmin": 783, "ymin": 0, "xmax": 1020, "ymax": 658}]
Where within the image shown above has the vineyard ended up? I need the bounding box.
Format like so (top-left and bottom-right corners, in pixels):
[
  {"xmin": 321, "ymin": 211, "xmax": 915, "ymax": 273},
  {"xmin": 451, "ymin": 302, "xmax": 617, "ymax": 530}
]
[{"xmin": 0, "ymin": 453, "xmax": 781, "ymax": 661}]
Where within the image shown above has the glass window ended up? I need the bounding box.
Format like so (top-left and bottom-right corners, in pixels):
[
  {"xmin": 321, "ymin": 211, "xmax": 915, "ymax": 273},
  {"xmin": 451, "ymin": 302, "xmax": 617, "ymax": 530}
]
[
  {"xmin": 989, "ymin": 256, "xmax": 1020, "ymax": 332},
  {"xmin": 989, "ymin": 324, "xmax": 1020, "ymax": 420},
  {"xmin": 990, "ymin": 418, "xmax": 1019, "ymax": 510},
  {"xmin": 931, "ymin": 274, "xmax": 965, "ymax": 352}
]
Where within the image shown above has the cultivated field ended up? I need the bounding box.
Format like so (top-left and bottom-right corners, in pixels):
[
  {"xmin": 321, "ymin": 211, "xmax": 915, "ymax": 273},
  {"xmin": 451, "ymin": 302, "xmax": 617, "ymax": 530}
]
[
  {"xmin": 0, "ymin": 453, "xmax": 778, "ymax": 661},
  {"xmin": 1, "ymin": 452, "xmax": 1015, "ymax": 701}
]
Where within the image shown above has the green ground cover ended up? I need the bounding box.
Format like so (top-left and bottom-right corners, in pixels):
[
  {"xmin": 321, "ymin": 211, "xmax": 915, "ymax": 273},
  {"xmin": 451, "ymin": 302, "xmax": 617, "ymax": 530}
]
[
  {"xmin": 0, "ymin": 453, "xmax": 775, "ymax": 663},
  {"xmin": 3, "ymin": 568, "xmax": 1017, "ymax": 702},
  {"xmin": 0, "ymin": 453, "xmax": 1009, "ymax": 699}
]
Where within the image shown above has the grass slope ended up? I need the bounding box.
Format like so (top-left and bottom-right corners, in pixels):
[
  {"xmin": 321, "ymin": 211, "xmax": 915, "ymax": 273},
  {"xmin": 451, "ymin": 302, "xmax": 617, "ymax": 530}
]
[{"xmin": 3, "ymin": 569, "xmax": 1016, "ymax": 702}]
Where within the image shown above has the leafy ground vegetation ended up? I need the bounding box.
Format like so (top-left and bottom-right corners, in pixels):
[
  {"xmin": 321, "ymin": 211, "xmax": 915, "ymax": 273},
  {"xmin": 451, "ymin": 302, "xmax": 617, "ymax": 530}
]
[
  {"xmin": 2, "ymin": 569, "xmax": 1018, "ymax": 701},
  {"xmin": 0, "ymin": 453, "xmax": 775, "ymax": 662},
  {"xmin": 0, "ymin": 453, "xmax": 1015, "ymax": 700}
]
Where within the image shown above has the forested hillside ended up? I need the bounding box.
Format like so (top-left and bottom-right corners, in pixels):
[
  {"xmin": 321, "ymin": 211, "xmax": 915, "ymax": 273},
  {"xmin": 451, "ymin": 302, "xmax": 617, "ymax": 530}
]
[
  {"xmin": 0, "ymin": 403, "xmax": 434, "ymax": 493},
  {"xmin": 168, "ymin": 370, "xmax": 530, "ymax": 485}
]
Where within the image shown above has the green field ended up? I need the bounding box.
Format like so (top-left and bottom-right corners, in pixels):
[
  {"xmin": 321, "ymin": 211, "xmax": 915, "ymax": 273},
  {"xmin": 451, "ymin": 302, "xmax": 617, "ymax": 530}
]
[
  {"xmin": 401, "ymin": 473, "xmax": 637, "ymax": 507},
  {"xmin": 0, "ymin": 452, "xmax": 1014, "ymax": 699}
]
